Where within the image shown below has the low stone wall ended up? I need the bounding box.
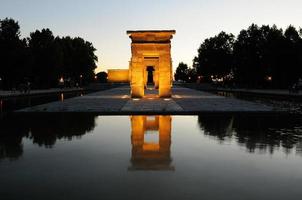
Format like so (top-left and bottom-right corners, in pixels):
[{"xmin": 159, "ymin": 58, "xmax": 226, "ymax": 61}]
[
  {"xmin": 107, "ymin": 69, "xmax": 129, "ymax": 83},
  {"xmin": 85, "ymin": 83, "xmax": 129, "ymax": 92},
  {"xmin": 175, "ymin": 83, "xmax": 217, "ymax": 91}
]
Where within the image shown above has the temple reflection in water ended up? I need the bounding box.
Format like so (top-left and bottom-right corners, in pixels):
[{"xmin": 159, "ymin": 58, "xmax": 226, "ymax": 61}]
[{"xmin": 129, "ymin": 115, "xmax": 174, "ymax": 171}]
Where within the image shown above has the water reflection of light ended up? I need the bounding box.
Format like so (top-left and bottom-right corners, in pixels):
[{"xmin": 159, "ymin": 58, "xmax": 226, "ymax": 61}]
[
  {"xmin": 129, "ymin": 115, "xmax": 174, "ymax": 171},
  {"xmin": 133, "ymin": 98, "xmax": 140, "ymax": 101},
  {"xmin": 173, "ymin": 95, "xmax": 182, "ymax": 99},
  {"xmin": 0, "ymin": 99, "xmax": 2, "ymax": 112},
  {"xmin": 60, "ymin": 93, "xmax": 64, "ymax": 102}
]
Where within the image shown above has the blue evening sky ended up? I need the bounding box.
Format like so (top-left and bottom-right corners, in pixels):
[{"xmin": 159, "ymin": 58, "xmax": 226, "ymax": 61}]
[{"xmin": 1, "ymin": 0, "xmax": 301, "ymax": 72}]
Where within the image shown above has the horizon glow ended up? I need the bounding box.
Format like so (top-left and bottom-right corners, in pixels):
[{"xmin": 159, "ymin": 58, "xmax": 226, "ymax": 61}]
[{"xmin": 1, "ymin": 0, "xmax": 302, "ymax": 73}]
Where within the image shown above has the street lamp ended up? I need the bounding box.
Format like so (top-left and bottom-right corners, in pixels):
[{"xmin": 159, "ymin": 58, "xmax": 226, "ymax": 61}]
[
  {"xmin": 59, "ymin": 76, "xmax": 64, "ymax": 89},
  {"xmin": 80, "ymin": 75, "xmax": 83, "ymax": 87}
]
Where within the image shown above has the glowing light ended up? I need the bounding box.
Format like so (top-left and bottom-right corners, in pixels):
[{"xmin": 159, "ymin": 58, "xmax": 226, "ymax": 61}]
[
  {"xmin": 130, "ymin": 115, "xmax": 172, "ymax": 170},
  {"xmin": 133, "ymin": 98, "xmax": 140, "ymax": 101},
  {"xmin": 60, "ymin": 93, "xmax": 64, "ymax": 102},
  {"xmin": 80, "ymin": 75, "xmax": 83, "ymax": 78},
  {"xmin": 59, "ymin": 77, "xmax": 64, "ymax": 83},
  {"xmin": 267, "ymin": 76, "xmax": 272, "ymax": 81},
  {"xmin": 94, "ymin": 75, "xmax": 98, "ymax": 80},
  {"xmin": 173, "ymin": 95, "xmax": 182, "ymax": 99},
  {"xmin": 164, "ymin": 98, "xmax": 171, "ymax": 101}
]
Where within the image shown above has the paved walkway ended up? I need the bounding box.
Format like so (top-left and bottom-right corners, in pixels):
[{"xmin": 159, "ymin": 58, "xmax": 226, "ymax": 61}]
[
  {"xmin": 216, "ymin": 88, "xmax": 302, "ymax": 97},
  {"xmin": 0, "ymin": 88, "xmax": 83, "ymax": 98},
  {"xmin": 17, "ymin": 86, "xmax": 276, "ymax": 114}
]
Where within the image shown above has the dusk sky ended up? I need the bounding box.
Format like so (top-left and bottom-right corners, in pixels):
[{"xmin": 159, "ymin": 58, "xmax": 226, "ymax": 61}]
[{"xmin": 1, "ymin": 0, "xmax": 302, "ymax": 73}]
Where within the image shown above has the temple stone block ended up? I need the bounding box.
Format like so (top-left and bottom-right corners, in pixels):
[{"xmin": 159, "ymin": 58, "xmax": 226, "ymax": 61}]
[
  {"xmin": 127, "ymin": 30, "xmax": 175, "ymax": 98},
  {"xmin": 107, "ymin": 69, "xmax": 129, "ymax": 83},
  {"xmin": 107, "ymin": 30, "xmax": 175, "ymax": 98}
]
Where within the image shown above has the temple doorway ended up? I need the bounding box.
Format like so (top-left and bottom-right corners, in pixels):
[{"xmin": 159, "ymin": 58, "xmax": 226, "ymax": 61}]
[{"xmin": 147, "ymin": 66, "xmax": 155, "ymax": 86}]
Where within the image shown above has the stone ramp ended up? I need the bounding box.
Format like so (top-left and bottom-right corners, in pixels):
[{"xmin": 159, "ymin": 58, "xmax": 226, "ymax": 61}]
[
  {"xmin": 122, "ymin": 98, "xmax": 183, "ymax": 113},
  {"xmin": 17, "ymin": 86, "xmax": 276, "ymax": 114}
]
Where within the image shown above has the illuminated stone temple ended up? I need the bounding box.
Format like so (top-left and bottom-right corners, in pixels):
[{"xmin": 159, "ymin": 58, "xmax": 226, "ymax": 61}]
[
  {"xmin": 108, "ymin": 30, "xmax": 176, "ymax": 98},
  {"xmin": 129, "ymin": 116, "xmax": 174, "ymax": 171}
]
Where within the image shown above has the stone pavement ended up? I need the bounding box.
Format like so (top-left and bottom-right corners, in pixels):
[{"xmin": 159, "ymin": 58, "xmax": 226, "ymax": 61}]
[
  {"xmin": 17, "ymin": 86, "xmax": 276, "ymax": 114},
  {"xmin": 216, "ymin": 88, "xmax": 302, "ymax": 97},
  {"xmin": 0, "ymin": 88, "xmax": 83, "ymax": 98}
]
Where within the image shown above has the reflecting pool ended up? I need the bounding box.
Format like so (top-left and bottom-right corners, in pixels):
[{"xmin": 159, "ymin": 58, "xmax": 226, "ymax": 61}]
[{"xmin": 0, "ymin": 114, "xmax": 302, "ymax": 200}]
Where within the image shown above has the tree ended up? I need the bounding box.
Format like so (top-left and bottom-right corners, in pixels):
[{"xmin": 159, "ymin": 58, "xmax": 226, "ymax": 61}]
[
  {"xmin": 0, "ymin": 18, "xmax": 99, "ymax": 89},
  {"xmin": 0, "ymin": 18, "xmax": 28, "ymax": 89},
  {"xmin": 233, "ymin": 24, "xmax": 266, "ymax": 87},
  {"xmin": 28, "ymin": 29, "xmax": 61, "ymax": 88},
  {"xmin": 233, "ymin": 24, "xmax": 302, "ymax": 88},
  {"xmin": 57, "ymin": 36, "xmax": 98, "ymax": 85},
  {"xmin": 27, "ymin": 31, "xmax": 98, "ymax": 88},
  {"xmin": 194, "ymin": 32, "xmax": 234, "ymax": 81},
  {"xmin": 174, "ymin": 62, "xmax": 189, "ymax": 82},
  {"xmin": 96, "ymin": 72, "xmax": 108, "ymax": 83},
  {"xmin": 282, "ymin": 26, "xmax": 301, "ymax": 86}
]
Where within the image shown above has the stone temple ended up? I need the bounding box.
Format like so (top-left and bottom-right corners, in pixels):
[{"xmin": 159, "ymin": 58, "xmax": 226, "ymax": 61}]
[{"xmin": 108, "ymin": 30, "xmax": 176, "ymax": 98}]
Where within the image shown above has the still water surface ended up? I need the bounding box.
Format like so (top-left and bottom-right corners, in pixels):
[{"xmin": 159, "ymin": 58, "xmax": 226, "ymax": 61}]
[{"xmin": 0, "ymin": 114, "xmax": 302, "ymax": 200}]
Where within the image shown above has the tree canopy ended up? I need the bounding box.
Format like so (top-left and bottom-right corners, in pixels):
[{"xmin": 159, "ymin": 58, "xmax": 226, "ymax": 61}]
[
  {"xmin": 192, "ymin": 24, "xmax": 302, "ymax": 88},
  {"xmin": 0, "ymin": 18, "xmax": 98, "ymax": 89}
]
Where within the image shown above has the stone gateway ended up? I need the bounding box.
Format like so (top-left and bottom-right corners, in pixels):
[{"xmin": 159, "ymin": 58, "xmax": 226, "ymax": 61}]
[{"xmin": 108, "ymin": 30, "xmax": 176, "ymax": 98}]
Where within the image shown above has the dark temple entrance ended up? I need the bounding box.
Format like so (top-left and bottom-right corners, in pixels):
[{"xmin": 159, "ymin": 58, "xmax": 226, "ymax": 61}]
[{"xmin": 147, "ymin": 66, "xmax": 155, "ymax": 85}]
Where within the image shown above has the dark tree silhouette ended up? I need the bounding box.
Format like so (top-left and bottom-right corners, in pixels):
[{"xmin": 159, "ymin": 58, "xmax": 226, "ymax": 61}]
[
  {"xmin": 28, "ymin": 29, "xmax": 61, "ymax": 88},
  {"xmin": 194, "ymin": 32, "xmax": 234, "ymax": 80},
  {"xmin": 0, "ymin": 113, "xmax": 97, "ymax": 160},
  {"xmin": 192, "ymin": 24, "xmax": 302, "ymax": 88},
  {"xmin": 58, "ymin": 37, "xmax": 98, "ymax": 84},
  {"xmin": 0, "ymin": 18, "xmax": 28, "ymax": 89},
  {"xmin": 198, "ymin": 114, "xmax": 302, "ymax": 155},
  {"xmin": 0, "ymin": 18, "xmax": 98, "ymax": 90},
  {"xmin": 174, "ymin": 62, "xmax": 189, "ymax": 82},
  {"xmin": 96, "ymin": 71, "xmax": 108, "ymax": 83}
]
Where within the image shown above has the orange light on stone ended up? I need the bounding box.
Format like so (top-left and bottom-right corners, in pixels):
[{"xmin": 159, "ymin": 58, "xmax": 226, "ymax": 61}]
[
  {"xmin": 130, "ymin": 115, "xmax": 173, "ymax": 170},
  {"xmin": 106, "ymin": 30, "xmax": 175, "ymax": 99},
  {"xmin": 107, "ymin": 69, "xmax": 129, "ymax": 83}
]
